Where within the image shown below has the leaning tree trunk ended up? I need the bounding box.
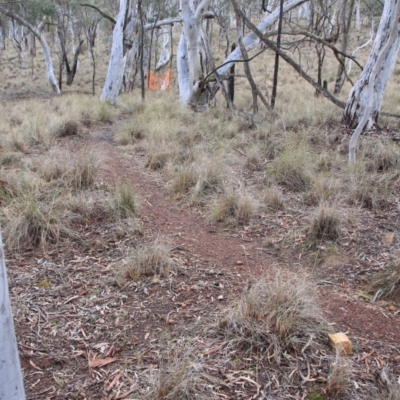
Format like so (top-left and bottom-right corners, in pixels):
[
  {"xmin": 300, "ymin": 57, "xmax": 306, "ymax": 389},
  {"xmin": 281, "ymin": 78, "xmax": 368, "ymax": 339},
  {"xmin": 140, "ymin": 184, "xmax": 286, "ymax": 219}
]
[
  {"xmin": 343, "ymin": 0, "xmax": 400, "ymax": 131},
  {"xmin": 217, "ymin": 0, "xmax": 308, "ymax": 77},
  {"xmin": 345, "ymin": 0, "xmax": 400, "ymax": 164},
  {"xmin": 0, "ymin": 232, "xmax": 26, "ymax": 400},
  {"xmin": 0, "ymin": 6, "xmax": 60, "ymax": 94}
]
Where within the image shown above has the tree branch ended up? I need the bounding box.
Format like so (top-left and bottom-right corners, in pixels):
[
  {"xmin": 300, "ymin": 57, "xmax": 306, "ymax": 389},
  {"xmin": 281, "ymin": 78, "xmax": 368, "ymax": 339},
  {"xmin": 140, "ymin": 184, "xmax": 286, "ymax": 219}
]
[{"xmin": 79, "ymin": 3, "xmax": 116, "ymax": 25}]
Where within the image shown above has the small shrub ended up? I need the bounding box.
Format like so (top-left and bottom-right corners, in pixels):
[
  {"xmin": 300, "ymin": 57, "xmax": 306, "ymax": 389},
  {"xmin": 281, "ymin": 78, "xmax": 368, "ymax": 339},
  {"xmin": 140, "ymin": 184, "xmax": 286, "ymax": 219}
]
[
  {"xmin": 308, "ymin": 206, "xmax": 341, "ymax": 242},
  {"xmin": 124, "ymin": 239, "xmax": 174, "ymax": 280}
]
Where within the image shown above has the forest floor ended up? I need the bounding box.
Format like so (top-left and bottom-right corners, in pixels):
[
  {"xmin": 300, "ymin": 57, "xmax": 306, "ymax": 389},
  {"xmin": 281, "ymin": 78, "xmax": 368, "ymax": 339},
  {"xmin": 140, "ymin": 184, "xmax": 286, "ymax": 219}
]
[{"xmin": 6, "ymin": 112, "xmax": 400, "ymax": 400}]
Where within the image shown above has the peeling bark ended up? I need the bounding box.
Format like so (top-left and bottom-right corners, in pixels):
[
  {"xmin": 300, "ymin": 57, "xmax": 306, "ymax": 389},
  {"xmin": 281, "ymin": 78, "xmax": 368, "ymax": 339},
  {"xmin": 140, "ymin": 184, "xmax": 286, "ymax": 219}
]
[
  {"xmin": 346, "ymin": 0, "xmax": 400, "ymax": 164},
  {"xmin": 343, "ymin": 0, "xmax": 400, "ymax": 131}
]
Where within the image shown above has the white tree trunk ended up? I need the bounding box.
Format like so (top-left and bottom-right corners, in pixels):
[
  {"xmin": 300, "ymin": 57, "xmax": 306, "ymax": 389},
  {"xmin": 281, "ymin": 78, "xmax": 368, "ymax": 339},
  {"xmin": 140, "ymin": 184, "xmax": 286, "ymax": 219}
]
[
  {"xmin": 0, "ymin": 6, "xmax": 60, "ymax": 94},
  {"xmin": 100, "ymin": 0, "xmax": 129, "ymax": 104},
  {"xmin": 217, "ymin": 0, "xmax": 308, "ymax": 77},
  {"xmin": 355, "ymin": 0, "xmax": 361, "ymax": 31},
  {"xmin": 178, "ymin": 0, "xmax": 213, "ymax": 110},
  {"xmin": 346, "ymin": 0, "xmax": 400, "ymax": 164},
  {"xmin": 177, "ymin": 31, "xmax": 191, "ymax": 104},
  {"xmin": 343, "ymin": 0, "xmax": 400, "ymax": 131},
  {"xmin": 155, "ymin": 26, "xmax": 171, "ymax": 71},
  {"xmin": 0, "ymin": 233, "xmax": 26, "ymax": 400}
]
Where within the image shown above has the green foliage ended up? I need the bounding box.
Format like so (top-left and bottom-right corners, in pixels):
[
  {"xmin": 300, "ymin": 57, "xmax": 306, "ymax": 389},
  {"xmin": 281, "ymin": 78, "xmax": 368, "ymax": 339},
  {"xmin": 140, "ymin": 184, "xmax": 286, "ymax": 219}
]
[{"xmin": 24, "ymin": 0, "xmax": 56, "ymax": 24}]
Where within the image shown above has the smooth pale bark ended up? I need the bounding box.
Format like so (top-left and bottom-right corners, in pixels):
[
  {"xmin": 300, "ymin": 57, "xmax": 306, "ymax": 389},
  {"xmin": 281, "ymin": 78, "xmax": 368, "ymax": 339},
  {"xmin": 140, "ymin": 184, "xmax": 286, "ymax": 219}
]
[
  {"xmin": 177, "ymin": 31, "xmax": 191, "ymax": 104},
  {"xmin": 178, "ymin": 0, "xmax": 213, "ymax": 109},
  {"xmin": 343, "ymin": 0, "xmax": 400, "ymax": 132},
  {"xmin": 217, "ymin": 0, "xmax": 308, "ymax": 77},
  {"xmin": 346, "ymin": 0, "xmax": 400, "ymax": 164},
  {"xmin": 155, "ymin": 26, "xmax": 171, "ymax": 71},
  {"xmin": 100, "ymin": 0, "xmax": 130, "ymax": 104},
  {"xmin": 355, "ymin": 0, "xmax": 361, "ymax": 31},
  {"xmin": 0, "ymin": 6, "xmax": 60, "ymax": 94},
  {"xmin": 0, "ymin": 233, "xmax": 26, "ymax": 400}
]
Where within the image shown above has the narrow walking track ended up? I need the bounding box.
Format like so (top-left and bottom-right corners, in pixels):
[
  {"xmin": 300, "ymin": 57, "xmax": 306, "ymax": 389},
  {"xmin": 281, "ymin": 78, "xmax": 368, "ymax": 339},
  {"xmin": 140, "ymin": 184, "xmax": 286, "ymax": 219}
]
[{"xmin": 95, "ymin": 128, "xmax": 400, "ymax": 356}]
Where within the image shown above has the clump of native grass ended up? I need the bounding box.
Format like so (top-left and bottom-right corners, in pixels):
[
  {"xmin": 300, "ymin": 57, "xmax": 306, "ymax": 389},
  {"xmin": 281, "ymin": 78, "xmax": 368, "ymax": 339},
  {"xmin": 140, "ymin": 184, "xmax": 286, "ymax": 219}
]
[
  {"xmin": 109, "ymin": 183, "xmax": 138, "ymax": 220},
  {"xmin": 146, "ymin": 346, "xmax": 218, "ymax": 400},
  {"xmin": 123, "ymin": 238, "xmax": 175, "ymax": 280},
  {"xmin": 2, "ymin": 189, "xmax": 78, "ymax": 249},
  {"xmin": 360, "ymin": 138, "xmax": 400, "ymax": 173},
  {"xmin": 168, "ymin": 158, "xmax": 224, "ymax": 203},
  {"xmin": 216, "ymin": 271, "xmax": 325, "ymax": 355},
  {"xmin": 52, "ymin": 119, "xmax": 80, "ymax": 138},
  {"xmin": 305, "ymin": 176, "xmax": 342, "ymax": 206},
  {"xmin": 116, "ymin": 119, "xmax": 147, "ymax": 145},
  {"xmin": 368, "ymin": 252, "xmax": 400, "ymax": 302},
  {"xmin": 347, "ymin": 161, "xmax": 394, "ymax": 211},
  {"xmin": 308, "ymin": 205, "xmax": 342, "ymax": 242},
  {"xmin": 263, "ymin": 185, "xmax": 284, "ymax": 211},
  {"xmin": 37, "ymin": 145, "xmax": 101, "ymax": 190},
  {"xmin": 210, "ymin": 190, "xmax": 257, "ymax": 225},
  {"xmin": 326, "ymin": 351, "xmax": 352, "ymax": 400},
  {"xmin": 266, "ymin": 135, "xmax": 314, "ymax": 191}
]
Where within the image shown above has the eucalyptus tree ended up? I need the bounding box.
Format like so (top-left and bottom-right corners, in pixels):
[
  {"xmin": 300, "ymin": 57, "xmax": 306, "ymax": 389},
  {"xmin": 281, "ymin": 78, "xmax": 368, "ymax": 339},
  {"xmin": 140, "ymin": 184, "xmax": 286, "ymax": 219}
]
[
  {"xmin": 333, "ymin": 0, "xmax": 356, "ymax": 94},
  {"xmin": 345, "ymin": 0, "xmax": 400, "ymax": 164},
  {"xmin": 0, "ymin": 1, "xmax": 61, "ymax": 93}
]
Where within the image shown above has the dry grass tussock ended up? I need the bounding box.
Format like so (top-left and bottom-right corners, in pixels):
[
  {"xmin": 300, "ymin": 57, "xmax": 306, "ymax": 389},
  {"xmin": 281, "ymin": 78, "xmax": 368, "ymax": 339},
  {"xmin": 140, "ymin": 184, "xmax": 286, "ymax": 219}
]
[
  {"xmin": 325, "ymin": 351, "xmax": 352, "ymax": 400},
  {"xmin": 308, "ymin": 205, "xmax": 342, "ymax": 243},
  {"xmin": 266, "ymin": 135, "xmax": 314, "ymax": 192},
  {"xmin": 368, "ymin": 251, "xmax": 400, "ymax": 302},
  {"xmin": 210, "ymin": 190, "xmax": 257, "ymax": 225},
  {"xmin": 216, "ymin": 271, "xmax": 325, "ymax": 352},
  {"xmin": 145, "ymin": 345, "xmax": 218, "ymax": 400},
  {"xmin": 123, "ymin": 238, "xmax": 175, "ymax": 280}
]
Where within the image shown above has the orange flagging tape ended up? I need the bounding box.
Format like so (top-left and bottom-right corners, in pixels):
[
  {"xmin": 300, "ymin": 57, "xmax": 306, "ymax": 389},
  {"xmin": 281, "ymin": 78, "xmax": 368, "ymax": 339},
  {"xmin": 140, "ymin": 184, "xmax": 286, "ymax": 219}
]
[{"xmin": 148, "ymin": 69, "xmax": 172, "ymax": 91}]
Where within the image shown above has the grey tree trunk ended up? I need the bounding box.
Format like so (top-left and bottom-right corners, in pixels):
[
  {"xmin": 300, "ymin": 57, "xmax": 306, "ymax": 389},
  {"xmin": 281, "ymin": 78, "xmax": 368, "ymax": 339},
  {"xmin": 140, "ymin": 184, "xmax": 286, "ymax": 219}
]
[
  {"xmin": 0, "ymin": 6, "xmax": 60, "ymax": 94},
  {"xmin": 345, "ymin": 0, "xmax": 400, "ymax": 164},
  {"xmin": 0, "ymin": 232, "xmax": 26, "ymax": 400},
  {"xmin": 334, "ymin": 0, "xmax": 356, "ymax": 94}
]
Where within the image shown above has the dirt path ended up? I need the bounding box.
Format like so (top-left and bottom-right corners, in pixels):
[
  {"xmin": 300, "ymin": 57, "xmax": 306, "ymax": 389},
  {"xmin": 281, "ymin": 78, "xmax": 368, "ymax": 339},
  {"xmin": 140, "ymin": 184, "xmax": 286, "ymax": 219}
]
[
  {"xmin": 9, "ymin": 125, "xmax": 400, "ymax": 399},
  {"xmin": 94, "ymin": 128, "xmax": 400, "ymax": 354}
]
